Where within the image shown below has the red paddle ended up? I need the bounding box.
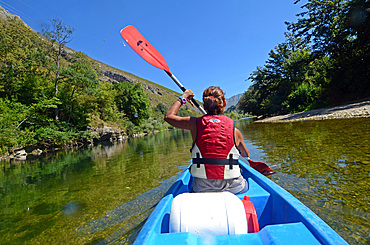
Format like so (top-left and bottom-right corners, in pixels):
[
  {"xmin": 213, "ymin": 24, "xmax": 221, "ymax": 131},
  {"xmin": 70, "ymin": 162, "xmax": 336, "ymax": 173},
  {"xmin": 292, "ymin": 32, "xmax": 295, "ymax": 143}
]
[
  {"xmin": 239, "ymin": 157, "xmax": 276, "ymax": 176},
  {"xmin": 120, "ymin": 25, "xmax": 275, "ymax": 176},
  {"xmin": 248, "ymin": 159, "xmax": 276, "ymax": 176}
]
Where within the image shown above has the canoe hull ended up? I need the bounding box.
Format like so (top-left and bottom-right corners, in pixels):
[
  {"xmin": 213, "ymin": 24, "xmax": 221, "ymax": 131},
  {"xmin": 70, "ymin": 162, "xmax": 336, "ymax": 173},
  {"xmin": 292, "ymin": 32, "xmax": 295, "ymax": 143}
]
[{"xmin": 134, "ymin": 160, "xmax": 348, "ymax": 245}]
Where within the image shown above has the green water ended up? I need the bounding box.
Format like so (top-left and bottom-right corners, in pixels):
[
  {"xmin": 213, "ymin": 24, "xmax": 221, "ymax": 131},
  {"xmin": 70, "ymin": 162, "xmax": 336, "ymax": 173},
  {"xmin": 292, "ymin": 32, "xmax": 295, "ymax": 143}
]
[
  {"xmin": 0, "ymin": 118, "xmax": 369, "ymax": 244},
  {"xmin": 0, "ymin": 130, "xmax": 194, "ymax": 244},
  {"xmin": 236, "ymin": 118, "xmax": 370, "ymax": 245}
]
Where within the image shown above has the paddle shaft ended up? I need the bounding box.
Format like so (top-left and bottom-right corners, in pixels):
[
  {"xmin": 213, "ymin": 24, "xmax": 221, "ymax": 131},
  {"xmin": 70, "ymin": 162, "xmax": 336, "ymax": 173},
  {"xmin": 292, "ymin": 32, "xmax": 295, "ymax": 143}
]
[{"xmin": 165, "ymin": 71, "xmax": 207, "ymax": 115}]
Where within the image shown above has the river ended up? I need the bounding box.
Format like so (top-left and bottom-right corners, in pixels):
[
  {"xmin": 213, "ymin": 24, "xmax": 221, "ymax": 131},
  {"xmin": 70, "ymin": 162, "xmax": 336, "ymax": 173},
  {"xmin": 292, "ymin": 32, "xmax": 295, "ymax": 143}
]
[{"xmin": 0, "ymin": 118, "xmax": 369, "ymax": 244}]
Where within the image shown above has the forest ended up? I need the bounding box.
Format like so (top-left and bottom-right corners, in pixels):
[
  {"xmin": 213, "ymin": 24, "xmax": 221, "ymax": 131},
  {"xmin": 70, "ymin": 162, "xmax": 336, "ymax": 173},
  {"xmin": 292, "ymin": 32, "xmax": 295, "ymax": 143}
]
[{"xmin": 238, "ymin": 0, "xmax": 369, "ymax": 116}]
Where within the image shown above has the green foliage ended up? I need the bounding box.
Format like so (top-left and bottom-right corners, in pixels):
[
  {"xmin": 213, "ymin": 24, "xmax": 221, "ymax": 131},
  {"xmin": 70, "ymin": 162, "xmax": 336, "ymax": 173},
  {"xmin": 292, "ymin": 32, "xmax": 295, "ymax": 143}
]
[
  {"xmin": 115, "ymin": 81, "xmax": 151, "ymax": 125},
  {"xmin": 177, "ymin": 107, "xmax": 200, "ymax": 117},
  {"xmin": 0, "ymin": 98, "xmax": 37, "ymax": 154},
  {"xmin": 0, "ymin": 17, "xmax": 51, "ymax": 101},
  {"xmin": 283, "ymin": 82, "xmax": 321, "ymax": 112},
  {"xmin": 90, "ymin": 81, "xmax": 121, "ymax": 124},
  {"xmin": 125, "ymin": 121, "xmax": 138, "ymax": 135},
  {"xmin": 41, "ymin": 18, "xmax": 75, "ymax": 121},
  {"xmin": 35, "ymin": 124, "xmax": 76, "ymax": 146},
  {"xmin": 58, "ymin": 52, "xmax": 99, "ymax": 126},
  {"xmin": 224, "ymin": 107, "xmax": 251, "ymax": 120},
  {"xmin": 0, "ymin": 16, "xmax": 160, "ymax": 154},
  {"xmin": 287, "ymin": 0, "xmax": 369, "ymax": 102},
  {"xmin": 154, "ymin": 103, "xmax": 167, "ymax": 115},
  {"xmin": 151, "ymin": 103, "xmax": 168, "ymax": 120},
  {"xmin": 140, "ymin": 118, "xmax": 168, "ymax": 133},
  {"xmin": 224, "ymin": 111, "xmax": 239, "ymax": 120},
  {"xmin": 240, "ymin": 0, "xmax": 369, "ymax": 116}
]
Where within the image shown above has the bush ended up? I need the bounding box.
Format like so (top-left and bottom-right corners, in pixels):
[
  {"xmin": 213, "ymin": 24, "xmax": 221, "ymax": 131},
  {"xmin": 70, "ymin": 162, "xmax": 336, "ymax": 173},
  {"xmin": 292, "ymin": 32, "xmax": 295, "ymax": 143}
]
[
  {"xmin": 35, "ymin": 125, "xmax": 73, "ymax": 145},
  {"xmin": 139, "ymin": 118, "xmax": 167, "ymax": 134},
  {"xmin": 284, "ymin": 82, "xmax": 323, "ymax": 112},
  {"xmin": 125, "ymin": 121, "xmax": 137, "ymax": 135},
  {"xmin": 0, "ymin": 98, "xmax": 36, "ymax": 154}
]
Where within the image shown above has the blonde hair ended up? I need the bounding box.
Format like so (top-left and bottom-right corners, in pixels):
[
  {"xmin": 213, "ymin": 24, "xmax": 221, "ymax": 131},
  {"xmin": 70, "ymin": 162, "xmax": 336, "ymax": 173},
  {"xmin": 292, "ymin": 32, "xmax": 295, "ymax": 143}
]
[{"xmin": 203, "ymin": 86, "xmax": 226, "ymax": 115}]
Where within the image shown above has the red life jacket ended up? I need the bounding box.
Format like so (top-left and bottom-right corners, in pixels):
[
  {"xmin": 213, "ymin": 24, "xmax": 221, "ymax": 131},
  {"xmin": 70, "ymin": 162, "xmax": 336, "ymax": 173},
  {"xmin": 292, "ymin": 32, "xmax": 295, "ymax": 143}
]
[{"xmin": 190, "ymin": 115, "xmax": 241, "ymax": 179}]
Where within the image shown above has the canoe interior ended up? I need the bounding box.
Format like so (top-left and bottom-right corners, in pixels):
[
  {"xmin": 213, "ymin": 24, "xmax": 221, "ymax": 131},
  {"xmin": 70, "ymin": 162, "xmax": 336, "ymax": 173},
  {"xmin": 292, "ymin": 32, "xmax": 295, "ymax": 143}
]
[{"xmin": 134, "ymin": 161, "xmax": 349, "ymax": 245}]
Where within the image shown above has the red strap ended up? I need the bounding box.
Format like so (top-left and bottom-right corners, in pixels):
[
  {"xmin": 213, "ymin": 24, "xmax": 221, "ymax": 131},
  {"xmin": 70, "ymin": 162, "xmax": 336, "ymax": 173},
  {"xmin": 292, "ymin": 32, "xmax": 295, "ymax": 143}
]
[{"xmin": 241, "ymin": 196, "xmax": 260, "ymax": 233}]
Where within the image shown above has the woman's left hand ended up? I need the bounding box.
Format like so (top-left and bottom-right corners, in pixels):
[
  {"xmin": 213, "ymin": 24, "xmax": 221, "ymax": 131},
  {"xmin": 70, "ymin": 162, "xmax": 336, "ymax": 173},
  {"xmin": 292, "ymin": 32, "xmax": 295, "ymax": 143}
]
[
  {"xmin": 183, "ymin": 90, "xmax": 195, "ymax": 106},
  {"xmin": 183, "ymin": 90, "xmax": 194, "ymax": 101}
]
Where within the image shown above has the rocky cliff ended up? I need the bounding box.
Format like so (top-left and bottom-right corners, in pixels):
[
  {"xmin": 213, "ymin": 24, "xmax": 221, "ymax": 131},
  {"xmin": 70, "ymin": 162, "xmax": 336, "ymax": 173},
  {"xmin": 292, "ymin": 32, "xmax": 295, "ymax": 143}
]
[
  {"xmin": 225, "ymin": 93, "xmax": 243, "ymax": 110},
  {"xmin": 0, "ymin": 5, "xmax": 30, "ymax": 28}
]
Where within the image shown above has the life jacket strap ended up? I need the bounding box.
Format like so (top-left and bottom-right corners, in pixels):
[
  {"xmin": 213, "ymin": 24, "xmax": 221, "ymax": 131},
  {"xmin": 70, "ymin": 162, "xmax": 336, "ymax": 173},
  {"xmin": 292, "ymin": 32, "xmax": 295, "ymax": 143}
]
[
  {"xmin": 196, "ymin": 153, "xmax": 201, "ymax": 168},
  {"xmin": 192, "ymin": 157, "xmax": 239, "ymax": 166}
]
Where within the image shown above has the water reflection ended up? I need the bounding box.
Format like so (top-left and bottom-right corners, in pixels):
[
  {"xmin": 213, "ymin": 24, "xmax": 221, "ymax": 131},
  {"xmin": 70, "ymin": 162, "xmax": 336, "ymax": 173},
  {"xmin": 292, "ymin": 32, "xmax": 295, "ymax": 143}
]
[{"xmin": 0, "ymin": 130, "xmax": 193, "ymax": 244}]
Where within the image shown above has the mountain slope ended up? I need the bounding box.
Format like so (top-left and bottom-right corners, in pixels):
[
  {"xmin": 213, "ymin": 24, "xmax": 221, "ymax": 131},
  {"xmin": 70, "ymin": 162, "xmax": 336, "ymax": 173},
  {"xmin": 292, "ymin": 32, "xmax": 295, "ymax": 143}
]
[
  {"xmin": 225, "ymin": 93, "xmax": 243, "ymax": 110},
  {"xmin": 0, "ymin": 4, "xmax": 200, "ymax": 114}
]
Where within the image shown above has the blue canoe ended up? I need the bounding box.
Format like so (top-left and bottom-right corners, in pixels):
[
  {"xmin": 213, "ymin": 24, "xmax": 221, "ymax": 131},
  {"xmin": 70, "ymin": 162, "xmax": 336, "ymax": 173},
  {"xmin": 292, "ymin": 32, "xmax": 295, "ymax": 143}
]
[{"xmin": 133, "ymin": 160, "xmax": 348, "ymax": 245}]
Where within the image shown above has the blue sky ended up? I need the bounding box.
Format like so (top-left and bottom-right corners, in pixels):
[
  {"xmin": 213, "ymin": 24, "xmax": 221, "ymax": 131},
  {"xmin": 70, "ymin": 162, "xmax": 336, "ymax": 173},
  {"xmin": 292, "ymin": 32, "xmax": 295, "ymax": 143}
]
[{"xmin": 1, "ymin": 0, "xmax": 303, "ymax": 99}]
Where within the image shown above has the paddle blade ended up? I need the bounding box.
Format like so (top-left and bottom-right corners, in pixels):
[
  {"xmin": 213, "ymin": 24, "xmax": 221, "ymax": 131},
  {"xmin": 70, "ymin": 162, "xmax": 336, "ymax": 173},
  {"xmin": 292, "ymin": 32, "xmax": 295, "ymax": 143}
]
[
  {"xmin": 120, "ymin": 25, "xmax": 171, "ymax": 74},
  {"xmin": 248, "ymin": 159, "xmax": 276, "ymax": 176}
]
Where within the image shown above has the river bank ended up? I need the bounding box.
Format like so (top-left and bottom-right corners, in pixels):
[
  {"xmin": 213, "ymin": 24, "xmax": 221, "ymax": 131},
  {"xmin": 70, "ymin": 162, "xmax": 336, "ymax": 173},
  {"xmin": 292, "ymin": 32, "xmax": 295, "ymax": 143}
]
[
  {"xmin": 3, "ymin": 101, "xmax": 369, "ymax": 161},
  {"xmin": 255, "ymin": 100, "xmax": 370, "ymax": 123},
  {"xmin": 0, "ymin": 125, "xmax": 149, "ymax": 162}
]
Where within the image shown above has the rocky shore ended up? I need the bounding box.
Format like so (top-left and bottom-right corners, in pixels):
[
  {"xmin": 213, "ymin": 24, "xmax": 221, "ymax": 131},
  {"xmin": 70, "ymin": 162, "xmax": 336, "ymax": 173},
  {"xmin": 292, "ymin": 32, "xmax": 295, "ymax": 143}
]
[
  {"xmin": 256, "ymin": 101, "xmax": 370, "ymax": 123},
  {"xmin": 0, "ymin": 125, "xmax": 147, "ymax": 162}
]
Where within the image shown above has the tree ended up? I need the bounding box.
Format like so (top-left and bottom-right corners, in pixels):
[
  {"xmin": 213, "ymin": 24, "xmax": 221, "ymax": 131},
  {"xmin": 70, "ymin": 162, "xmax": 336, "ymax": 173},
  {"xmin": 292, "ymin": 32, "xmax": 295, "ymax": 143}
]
[
  {"xmin": 240, "ymin": 31, "xmax": 334, "ymax": 115},
  {"xmin": 0, "ymin": 17, "xmax": 57, "ymax": 130},
  {"xmin": 42, "ymin": 18, "xmax": 74, "ymax": 121},
  {"xmin": 115, "ymin": 81, "xmax": 150, "ymax": 125},
  {"xmin": 59, "ymin": 52, "xmax": 98, "ymax": 125},
  {"xmin": 154, "ymin": 103, "xmax": 167, "ymax": 115},
  {"xmin": 287, "ymin": 0, "xmax": 369, "ymax": 103},
  {"xmin": 242, "ymin": 33, "xmax": 310, "ymax": 115},
  {"xmin": 238, "ymin": 86, "xmax": 260, "ymax": 116}
]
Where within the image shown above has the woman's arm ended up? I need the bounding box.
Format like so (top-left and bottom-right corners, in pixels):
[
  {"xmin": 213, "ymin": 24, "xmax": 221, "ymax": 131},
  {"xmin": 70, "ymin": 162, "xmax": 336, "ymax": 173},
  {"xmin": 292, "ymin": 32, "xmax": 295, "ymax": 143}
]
[
  {"xmin": 235, "ymin": 128, "xmax": 250, "ymax": 158},
  {"xmin": 164, "ymin": 90, "xmax": 197, "ymax": 132}
]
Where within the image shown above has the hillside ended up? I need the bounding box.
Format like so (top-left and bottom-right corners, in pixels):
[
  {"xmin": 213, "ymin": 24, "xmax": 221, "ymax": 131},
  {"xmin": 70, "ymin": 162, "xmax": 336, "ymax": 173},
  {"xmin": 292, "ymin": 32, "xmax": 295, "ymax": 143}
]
[
  {"xmin": 0, "ymin": 5, "xmax": 199, "ymax": 114},
  {"xmin": 0, "ymin": 6, "xmax": 206, "ymax": 156},
  {"xmin": 91, "ymin": 59, "xmax": 200, "ymax": 113}
]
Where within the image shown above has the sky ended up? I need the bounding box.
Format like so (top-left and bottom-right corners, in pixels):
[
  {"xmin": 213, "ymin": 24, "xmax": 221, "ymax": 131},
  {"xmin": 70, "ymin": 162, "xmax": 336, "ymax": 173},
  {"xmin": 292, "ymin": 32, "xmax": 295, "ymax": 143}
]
[{"xmin": 0, "ymin": 0, "xmax": 304, "ymax": 99}]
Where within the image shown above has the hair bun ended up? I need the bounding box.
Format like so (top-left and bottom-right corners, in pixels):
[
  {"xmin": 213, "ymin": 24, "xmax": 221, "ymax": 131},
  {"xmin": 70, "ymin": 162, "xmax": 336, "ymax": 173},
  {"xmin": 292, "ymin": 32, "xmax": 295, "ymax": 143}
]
[{"xmin": 203, "ymin": 86, "xmax": 225, "ymax": 114}]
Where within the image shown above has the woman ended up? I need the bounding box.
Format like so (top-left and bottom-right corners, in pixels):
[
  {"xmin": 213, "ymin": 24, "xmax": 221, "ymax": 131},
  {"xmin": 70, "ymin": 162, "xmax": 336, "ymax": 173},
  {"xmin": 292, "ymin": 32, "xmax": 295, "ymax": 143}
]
[{"xmin": 164, "ymin": 86, "xmax": 250, "ymax": 194}]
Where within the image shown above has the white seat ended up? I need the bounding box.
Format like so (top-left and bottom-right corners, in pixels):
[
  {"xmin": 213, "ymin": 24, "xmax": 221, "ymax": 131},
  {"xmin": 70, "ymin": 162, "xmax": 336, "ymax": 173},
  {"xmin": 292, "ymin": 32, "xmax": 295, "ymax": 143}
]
[{"xmin": 169, "ymin": 192, "xmax": 249, "ymax": 236}]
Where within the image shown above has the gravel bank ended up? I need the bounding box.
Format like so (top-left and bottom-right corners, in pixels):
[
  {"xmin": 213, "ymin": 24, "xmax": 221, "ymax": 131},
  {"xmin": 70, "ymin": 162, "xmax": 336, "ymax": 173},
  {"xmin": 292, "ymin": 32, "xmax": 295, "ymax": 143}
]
[{"xmin": 255, "ymin": 101, "xmax": 370, "ymax": 123}]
